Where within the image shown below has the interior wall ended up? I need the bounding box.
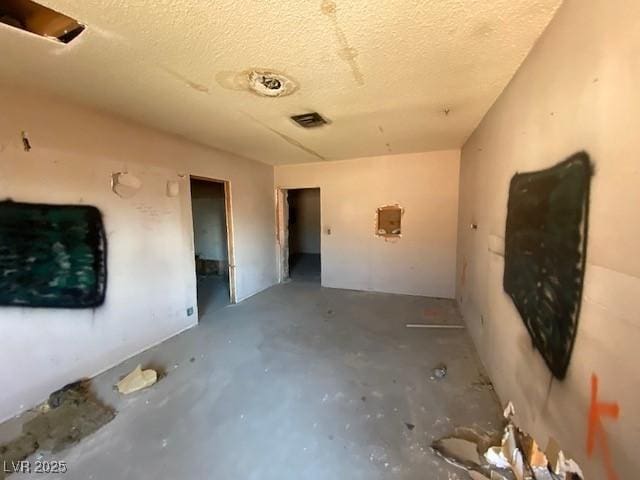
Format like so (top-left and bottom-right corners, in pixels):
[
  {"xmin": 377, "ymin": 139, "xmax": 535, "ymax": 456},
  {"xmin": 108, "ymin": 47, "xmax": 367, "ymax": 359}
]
[
  {"xmin": 0, "ymin": 84, "xmax": 276, "ymax": 422},
  {"xmin": 288, "ymin": 188, "xmax": 320, "ymax": 255},
  {"xmin": 191, "ymin": 180, "xmax": 228, "ymax": 261},
  {"xmin": 276, "ymin": 151, "xmax": 460, "ymax": 298},
  {"xmin": 456, "ymin": 1, "xmax": 639, "ymax": 478}
]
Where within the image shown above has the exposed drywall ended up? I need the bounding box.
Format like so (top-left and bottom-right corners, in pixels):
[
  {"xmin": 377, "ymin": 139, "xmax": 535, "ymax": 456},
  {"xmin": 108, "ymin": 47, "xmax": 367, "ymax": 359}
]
[
  {"xmin": 191, "ymin": 180, "xmax": 228, "ymax": 261},
  {"xmin": 0, "ymin": 0, "xmax": 561, "ymax": 164},
  {"xmin": 456, "ymin": 1, "xmax": 639, "ymax": 478},
  {"xmin": 288, "ymin": 188, "xmax": 321, "ymax": 255},
  {"xmin": 276, "ymin": 151, "xmax": 460, "ymax": 298},
  {"xmin": 0, "ymin": 83, "xmax": 276, "ymax": 422}
]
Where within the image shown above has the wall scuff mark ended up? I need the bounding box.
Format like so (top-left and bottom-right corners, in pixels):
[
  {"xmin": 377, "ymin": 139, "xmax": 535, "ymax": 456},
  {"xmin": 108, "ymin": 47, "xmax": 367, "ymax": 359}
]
[
  {"xmin": 20, "ymin": 131, "xmax": 31, "ymax": 151},
  {"xmin": 503, "ymin": 152, "xmax": 593, "ymax": 379}
]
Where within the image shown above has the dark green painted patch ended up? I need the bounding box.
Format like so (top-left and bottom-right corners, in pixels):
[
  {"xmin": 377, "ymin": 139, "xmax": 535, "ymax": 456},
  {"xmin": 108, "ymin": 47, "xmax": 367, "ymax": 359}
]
[
  {"xmin": 0, "ymin": 201, "xmax": 106, "ymax": 308},
  {"xmin": 503, "ymin": 152, "xmax": 593, "ymax": 380}
]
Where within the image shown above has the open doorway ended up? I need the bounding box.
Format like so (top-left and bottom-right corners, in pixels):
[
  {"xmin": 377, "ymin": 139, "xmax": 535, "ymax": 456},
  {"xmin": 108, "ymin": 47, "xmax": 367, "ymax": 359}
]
[
  {"xmin": 278, "ymin": 188, "xmax": 321, "ymax": 283},
  {"xmin": 190, "ymin": 177, "xmax": 235, "ymax": 317}
]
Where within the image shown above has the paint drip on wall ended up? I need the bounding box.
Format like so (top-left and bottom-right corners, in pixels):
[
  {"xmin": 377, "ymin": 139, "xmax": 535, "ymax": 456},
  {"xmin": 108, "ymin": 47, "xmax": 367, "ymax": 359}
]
[
  {"xmin": 503, "ymin": 152, "xmax": 593, "ymax": 379},
  {"xmin": 0, "ymin": 201, "xmax": 107, "ymax": 308}
]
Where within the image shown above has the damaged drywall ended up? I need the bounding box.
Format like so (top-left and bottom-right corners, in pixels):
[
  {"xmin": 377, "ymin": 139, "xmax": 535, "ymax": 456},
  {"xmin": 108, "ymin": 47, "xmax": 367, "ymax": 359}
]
[
  {"xmin": 215, "ymin": 68, "xmax": 298, "ymax": 98},
  {"xmin": 432, "ymin": 403, "xmax": 584, "ymax": 480},
  {"xmin": 375, "ymin": 204, "xmax": 403, "ymax": 239}
]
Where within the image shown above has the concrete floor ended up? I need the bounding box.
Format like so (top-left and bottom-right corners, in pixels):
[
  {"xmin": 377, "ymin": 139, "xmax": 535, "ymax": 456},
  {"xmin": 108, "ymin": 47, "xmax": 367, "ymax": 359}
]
[
  {"xmin": 196, "ymin": 274, "xmax": 230, "ymax": 316},
  {"xmin": 289, "ymin": 253, "xmax": 321, "ymax": 282},
  {"xmin": 1, "ymin": 282, "xmax": 502, "ymax": 480}
]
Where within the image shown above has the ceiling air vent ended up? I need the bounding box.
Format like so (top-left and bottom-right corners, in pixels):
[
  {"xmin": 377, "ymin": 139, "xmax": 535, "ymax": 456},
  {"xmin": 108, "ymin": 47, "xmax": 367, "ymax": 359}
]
[{"xmin": 290, "ymin": 112, "xmax": 328, "ymax": 128}]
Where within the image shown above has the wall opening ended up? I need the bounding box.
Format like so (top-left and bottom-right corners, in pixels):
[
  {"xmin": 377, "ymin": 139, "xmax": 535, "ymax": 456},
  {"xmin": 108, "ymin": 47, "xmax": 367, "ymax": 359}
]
[
  {"xmin": 190, "ymin": 177, "xmax": 236, "ymax": 317},
  {"xmin": 276, "ymin": 188, "xmax": 321, "ymax": 284},
  {"xmin": 376, "ymin": 205, "xmax": 403, "ymax": 237},
  {"xmin": 0, "ymin": 0, "xmax": 85, "ymax": 44}
]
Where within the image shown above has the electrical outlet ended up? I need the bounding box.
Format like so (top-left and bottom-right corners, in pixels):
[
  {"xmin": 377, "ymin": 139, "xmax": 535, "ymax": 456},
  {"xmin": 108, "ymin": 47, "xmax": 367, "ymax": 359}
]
[{"xmin": 187, "ymin": 307, "xmax": 194, "ymax": 316}]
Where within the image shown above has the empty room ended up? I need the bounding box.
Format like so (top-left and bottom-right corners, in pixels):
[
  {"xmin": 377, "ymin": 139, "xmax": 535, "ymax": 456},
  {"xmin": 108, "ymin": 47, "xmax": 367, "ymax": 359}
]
[{"xmin": 0, "ymin": 0, "xmax": 637, "ymax": 479}]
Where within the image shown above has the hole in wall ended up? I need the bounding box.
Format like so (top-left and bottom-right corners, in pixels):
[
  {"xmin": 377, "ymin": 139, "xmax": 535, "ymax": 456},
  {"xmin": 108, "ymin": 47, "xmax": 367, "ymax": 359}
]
[{"xmin": 376, "ymin": 205, "xmax": 403, "ymax": 237}]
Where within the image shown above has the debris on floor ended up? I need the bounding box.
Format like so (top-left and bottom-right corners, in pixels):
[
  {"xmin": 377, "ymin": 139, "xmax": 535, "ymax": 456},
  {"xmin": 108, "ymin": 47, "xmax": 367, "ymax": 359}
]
[
  {"xmin": 0, "ymin": 380, "xmax": 115, "ymax": 479},
  {"xmin": 116, "ymin": 364, "xmax": 158, "ymax": 395},
  {"xmin": 431, "ymin": 401, "xmax": 583, "ymax": 480},
  {"xmin": 433, "ymin": 436, "xmax": 483, "ymax": 468},
  {"xmin": 430, "ymin": 363, "xmax": 447, "ymax": 380}
]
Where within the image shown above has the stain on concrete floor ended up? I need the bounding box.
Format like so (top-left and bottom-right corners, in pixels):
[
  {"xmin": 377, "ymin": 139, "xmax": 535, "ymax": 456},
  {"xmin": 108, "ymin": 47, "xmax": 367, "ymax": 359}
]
[
  {"xmin": 0, "ymin": 381, "xmax": 114, "ymax": 480},
  {"xmin": 0, "ymin": 282, "xmax": 501, "ymax": 480}
]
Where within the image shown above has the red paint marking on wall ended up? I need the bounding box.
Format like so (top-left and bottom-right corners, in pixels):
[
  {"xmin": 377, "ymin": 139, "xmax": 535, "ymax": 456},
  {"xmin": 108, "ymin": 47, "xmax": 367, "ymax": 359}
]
[
  {"xmin": 587, "ymin": 374, "xmax": 620, "ymax": 480},
  {"xmin": 423, "ymin": 308, "xmax": 441, "ymax": 318}
]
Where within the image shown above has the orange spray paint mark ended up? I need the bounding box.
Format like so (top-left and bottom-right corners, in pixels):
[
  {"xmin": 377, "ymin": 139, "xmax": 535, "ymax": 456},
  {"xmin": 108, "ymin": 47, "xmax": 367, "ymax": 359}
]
[{"xmin": 587, "ymin": 374, "xmax": 620, "ymax": 480}]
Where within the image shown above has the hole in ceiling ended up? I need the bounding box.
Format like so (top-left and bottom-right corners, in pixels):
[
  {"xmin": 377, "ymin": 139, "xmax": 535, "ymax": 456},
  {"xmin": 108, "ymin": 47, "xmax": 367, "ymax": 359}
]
[
  {"xmin": 0, "ymin": 0, "xmax": 85, "ymax": 44},
  {"xmin": 247, "ymin": 71, "xmax": 296, "ymax": 97},
  {"xmin": 290, "ymin": 112, "xmax": 328, "ymax": 128}
]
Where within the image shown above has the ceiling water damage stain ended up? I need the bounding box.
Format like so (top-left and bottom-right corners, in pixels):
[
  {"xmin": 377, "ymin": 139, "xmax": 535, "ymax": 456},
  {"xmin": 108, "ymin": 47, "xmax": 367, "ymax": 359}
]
[
  {"xmin": 320, "ymin": 0, "xmax": 365, "ymax": 86},
  {"xmin": 216, "ymin": 69, "xmax": 298, "ymax": 97},
  {"xmin": 162, "ymin": 67, "xmax": 210, "ymax": 93}
]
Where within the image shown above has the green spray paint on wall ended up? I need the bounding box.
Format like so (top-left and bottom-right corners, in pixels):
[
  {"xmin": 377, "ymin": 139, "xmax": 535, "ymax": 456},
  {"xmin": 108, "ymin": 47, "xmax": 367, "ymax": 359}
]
[{"xmin": 0, "ymin": 201, "xmax": 107, "ymax": 308}]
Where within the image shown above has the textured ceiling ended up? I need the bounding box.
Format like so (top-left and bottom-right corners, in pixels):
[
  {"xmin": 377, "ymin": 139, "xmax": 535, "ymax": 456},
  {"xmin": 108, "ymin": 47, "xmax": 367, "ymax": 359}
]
[{"xmin": 0, "ymin": 0, "xmax": 561, "ymax": 165}]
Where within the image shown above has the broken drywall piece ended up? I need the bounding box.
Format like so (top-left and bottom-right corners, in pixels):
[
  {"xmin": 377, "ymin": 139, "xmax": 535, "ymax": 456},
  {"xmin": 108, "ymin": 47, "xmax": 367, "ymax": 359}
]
[
  {"xmin": 503, "ymin": 401, "xmax": 515, "ymax": 419},
  {"xmin": 432, "ymin": 436, "xmax": 482, "ymax": 468},
  {"xmin": 116, "ymin": 365, "xmax": 157, "ymax": 394},
  {"xmin": 519, "ymin": 432, "xmax": 548, "ymax": 469},
  {"xmin": 552, "ymin": 450, "xmax": 584, "ymax": 480},
  {"xmin": 111, "ymin": 172, "xmax": 141, "ymax": 198},
  {"xmin": 484, "ymin": 446, "xmax": 511, "ymax": 469},
  {"xmin": 435, "ymin": 402, "xmax": 583, "ymax": 480},
  {"xmin": 469, "ymin": 471, "xmax": 491, "ymax": 480},
  {"xmin": 490, "ymin": 472, "xmax": 509, "ymax": 480}
]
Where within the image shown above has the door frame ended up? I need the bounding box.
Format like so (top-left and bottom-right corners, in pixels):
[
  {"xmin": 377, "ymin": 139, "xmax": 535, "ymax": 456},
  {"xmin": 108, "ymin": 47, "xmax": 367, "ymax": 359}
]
[
  {"xmin": 190, "ymin": 175, "xmax": 237, "ymax": 305},
  {"xmin": 275, "ymin": 186, "xmax": 322, "ymax": 284}
]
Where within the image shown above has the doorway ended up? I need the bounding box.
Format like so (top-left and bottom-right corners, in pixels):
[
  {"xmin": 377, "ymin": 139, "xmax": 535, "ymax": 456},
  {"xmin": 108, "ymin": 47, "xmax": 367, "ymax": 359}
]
[
  {"xmin": 277, "ymin": 188, "xmax": 321, "ymax": 283},
  {"xmin": 190, "ymin": 177, "xmax": 236, "ymax": 317}
]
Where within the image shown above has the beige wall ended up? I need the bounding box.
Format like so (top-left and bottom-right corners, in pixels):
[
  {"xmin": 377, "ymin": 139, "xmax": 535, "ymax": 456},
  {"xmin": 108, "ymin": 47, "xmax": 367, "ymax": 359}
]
[
  {"xmin": 456, "ymin": 0, "xmax": 640, "ymax": 478},
  {"xmin": 276, "ymin": 151, "xmax": 460, "ymax": 298},
  {"xmin": 0, "ymin": 85, "xmax": 276, "ymax": 422}
]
